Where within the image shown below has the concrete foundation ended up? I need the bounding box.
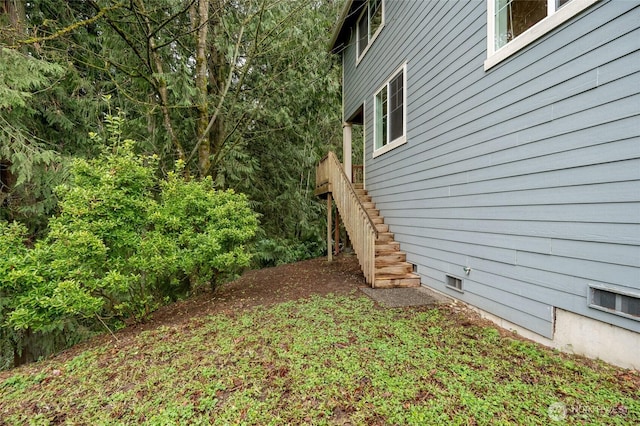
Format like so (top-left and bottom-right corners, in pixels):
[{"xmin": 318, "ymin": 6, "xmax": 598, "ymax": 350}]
[
  {"xmin": 552, "ymin": 308, "xmax": 640, "ymax": 371},
  {"xmin": 423, "ymin": 286, "xmax": 640, "ymax": 371},
  {"xmin": 472, "ymin": 306, "xmax": 640, "ymax": 371}
]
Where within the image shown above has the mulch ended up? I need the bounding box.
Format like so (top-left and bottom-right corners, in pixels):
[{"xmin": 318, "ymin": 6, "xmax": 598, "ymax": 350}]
[{"xmin": 42, "ymin": 254, "xmax": 370, "ymax": 366}]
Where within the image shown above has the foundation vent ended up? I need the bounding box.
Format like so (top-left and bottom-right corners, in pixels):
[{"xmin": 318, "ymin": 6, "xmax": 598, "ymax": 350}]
[
  {"xmin": 590, "ymin": 286, "xmax": 640, "ymax": 321},
  {"xmin": 446, "ymin": 275, "xmax": 463, "ymax": 292}
]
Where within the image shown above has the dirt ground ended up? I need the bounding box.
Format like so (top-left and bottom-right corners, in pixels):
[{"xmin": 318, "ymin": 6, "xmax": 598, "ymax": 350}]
[
  {"xmin": 38, "ymin": 254, "xmax": 369, "ymax": 365},
  {"xmin": 147, "ymin": 253, "xmax": 367, "ymax": 327}
]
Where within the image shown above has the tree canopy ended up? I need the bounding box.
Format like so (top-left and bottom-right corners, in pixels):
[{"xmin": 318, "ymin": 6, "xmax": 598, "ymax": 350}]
[
  {"xmin": 0, "ymin": 0, "xmax": 345, "ymax": 368},
  {"xmin": 1, "ymin": 0, "xmax": 344, "ymax": 249}
]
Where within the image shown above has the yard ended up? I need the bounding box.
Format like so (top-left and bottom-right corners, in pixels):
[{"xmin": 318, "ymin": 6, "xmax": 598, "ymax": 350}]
[{"xmin": 1, "ymin": 255, "xmax": 638, "ymax": 425}]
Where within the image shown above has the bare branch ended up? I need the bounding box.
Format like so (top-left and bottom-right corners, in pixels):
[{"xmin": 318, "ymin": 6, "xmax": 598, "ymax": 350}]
[
  {"xmin": 148, "ymin": 0, "xmax": 199, "ymax": 40},
  {"xmin": 18, "ymin": 2, "xmax": 126, "ymax": 47},
  {"xmin": 186, "ymin": 13, "xmax": 247, "ymax": 165},
  {"xmin": 88, "ymin": 1, "xmax": 154, "ymax": 75},
  {"xmin": 133, "ymin": 0, "xmax": 186, "ymax": 160}
]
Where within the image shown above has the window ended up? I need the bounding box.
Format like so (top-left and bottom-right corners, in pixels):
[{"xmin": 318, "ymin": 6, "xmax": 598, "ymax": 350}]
[
  {"xmin": 590, "ymin": 286, "xmax": 640, "ymax": 321},
  {"xmin": 374, "ymin": 63, "xmax": 406, "ymax": 157},
  {"xmin": 356, "ymin": 0, "xmax": 384, "ymax": 60},
  {"xmin": 485, "ymin": 0, "xmax": 600, "ymax": 70},
  {"xmin": 494, "ymin": 0, "xmax": 549, "ymax": 51}
]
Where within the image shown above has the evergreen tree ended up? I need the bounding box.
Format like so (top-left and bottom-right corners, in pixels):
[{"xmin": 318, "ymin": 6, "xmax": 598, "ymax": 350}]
[{"xmin": 4, "ymin": 0, "xmax": 344, "ymax": 262}]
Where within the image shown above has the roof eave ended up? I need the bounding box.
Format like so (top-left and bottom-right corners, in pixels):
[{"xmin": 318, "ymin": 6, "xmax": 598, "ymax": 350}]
[{"xmin": 328, "ymin": 0, "xmax": 356, "ymax": 54}]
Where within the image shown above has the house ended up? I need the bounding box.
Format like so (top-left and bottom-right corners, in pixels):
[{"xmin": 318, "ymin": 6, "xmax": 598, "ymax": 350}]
[{"xmin": 316, "ymin": 0, "xmax": 640, "ymax": 369}]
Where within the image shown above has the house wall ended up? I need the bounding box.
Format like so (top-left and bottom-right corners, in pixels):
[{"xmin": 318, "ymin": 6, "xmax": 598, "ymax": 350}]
[{"xmin": 341, "ymin": 0, "xmax": 640, "ymax": 341}]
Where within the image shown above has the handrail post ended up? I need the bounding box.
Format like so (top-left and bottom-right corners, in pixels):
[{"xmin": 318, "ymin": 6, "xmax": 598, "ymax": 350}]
[
  {"xmin": 343, "ymin": 122, "xmax": 352, "ymax": 182},
  {"xmin": 334, "ymin": 208, "xmax": 340, "ymax": 256},
  {"xmin": 327, "ymin": 193, "xmax": 333, "ymax": 262}
]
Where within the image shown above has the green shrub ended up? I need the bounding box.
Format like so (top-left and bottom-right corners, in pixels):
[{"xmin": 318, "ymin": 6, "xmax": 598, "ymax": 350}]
[
  {"xmin": 149, "ymin": 166, "xmax": 258, "ymax": 289},
  {"xmin": 252, "ymin": 236, "xmax": 325, "ymax": 267},
  {"xmin": 0, "ymin": 221, "xmax": 31, "ymax": 369},
  {"xmin": 1, "ymin": 121, "xmax": 258, "ymax": 368}
]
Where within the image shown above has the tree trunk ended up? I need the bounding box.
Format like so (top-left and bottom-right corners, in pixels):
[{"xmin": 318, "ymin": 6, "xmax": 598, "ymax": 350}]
[
  {"xmin": 195, "ymin": 0, "xmax": 211, "ymax": 176},
  {"xmin": 134, "ymin": 0, "xmax": 185, "ymax": 161},
  {"xmin": 0, "ymin": 160, "xmax": 15, "ymax": 213},
  {"xmin": 1, "ymin": 0, "xmax": 25, "ymax": 44},
  {"xmin": 206, "ymin": 1, "xmax": 228, "ymax": 180},
  {"xmin": 12, "ymin": 329, "xmax": 33, "ymax": 367}
]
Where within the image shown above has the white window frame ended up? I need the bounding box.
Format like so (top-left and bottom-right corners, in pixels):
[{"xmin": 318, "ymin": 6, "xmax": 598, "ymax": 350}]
[
  {"xmin": 485, "ymin": 0, "xmax": 601, "ymax": 70},
  {"xmin": 356, "ymin": 0, "xmax": 385, "ymax": 64},
  {"xmin": 373, "ymin": 62, "xmax": 407, "ymax": 158}
]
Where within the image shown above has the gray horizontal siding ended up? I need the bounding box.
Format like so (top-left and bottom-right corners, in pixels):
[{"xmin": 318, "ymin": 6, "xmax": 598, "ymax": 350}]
[
  {"xmin": 391, "ymin": 225, "xmax": 639, "ymax": 268},
  {"xmin": 373, "ymin": 127, "xmax": 640, "ymax": 199},
  {"xmin": 381, "ymin": 204, "xmax": 639, "ymax": 224},
  {"xmin": 394, "ymin": 228, "xmax": 639, "ymax": 286},
  {"xmin": 389, "ymin": 218, "xmax": 640, "ymax": 246},
  {"xmin": 377, "ymin": 181, "xmax": 640, "ymax": 208},
  {"xmin": 405, "ymin": 247, "xmax": 555, "ymax": 338},
  {"xmin": 340, "ymin": 0, "xmax": 640, "ymax": 336}
]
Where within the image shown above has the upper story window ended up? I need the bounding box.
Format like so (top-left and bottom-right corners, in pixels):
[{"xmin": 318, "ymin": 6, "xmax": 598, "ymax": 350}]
[
  {"xmin": 374, "ymin": 63, "xmax": 406, "ymax": 157},
  {"xmin": 485, "ymin": 0, "xmax": 600, "ymax": 70},
  {"xmin": 494, "ymin": 0, "xmax": 568, "ymax": 51},
  {"xmin": 357, "ymin": 0, "xmax": 384, "ymax": 61}
]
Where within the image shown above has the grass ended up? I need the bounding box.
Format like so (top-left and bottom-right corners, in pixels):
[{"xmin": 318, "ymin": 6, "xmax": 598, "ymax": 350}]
[{"xmin": 0, "ymin": 293, "xmax": 638, "ymax": 425}]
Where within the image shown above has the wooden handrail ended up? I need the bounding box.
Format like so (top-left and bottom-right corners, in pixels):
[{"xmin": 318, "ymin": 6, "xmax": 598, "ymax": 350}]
[
  {"xmin": 319, "ymin": 152, "xmax": 378, "ymax": 237},
  {"xmin": 316, "ymin": 152, "xmax": 377, "ymax": 285}
]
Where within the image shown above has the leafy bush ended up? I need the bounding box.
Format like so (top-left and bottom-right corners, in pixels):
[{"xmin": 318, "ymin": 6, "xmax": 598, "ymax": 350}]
[
  {"xmin": 4, "ymin": 139, "xmax": 158, "ymax": 330},
  {"xmin": 0, "ymin": 122, "xmax": 258, "ymax": 368},
  {"xmin": 0, "ymin": 221, "xmax": 30, "ymax": 369},
  {"xmin": 148, "ymin": 166, "xmax": 257, "ymax": 290},
  {"xmin": 252, "ymin": 236, "xmax": 325, "ymax": 267},
  {"xmin": 0, "ymin": 221, "xmax": 94, "ymax": 368}
]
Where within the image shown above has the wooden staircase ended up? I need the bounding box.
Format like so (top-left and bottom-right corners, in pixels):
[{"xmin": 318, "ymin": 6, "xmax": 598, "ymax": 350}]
[
  {"xmin": 354, "ymin": 183, "xmax": 421, "ymax": 289},
  {"xmin": 315, "ymin": 151, "xmax": 420, "ymax": 289}
]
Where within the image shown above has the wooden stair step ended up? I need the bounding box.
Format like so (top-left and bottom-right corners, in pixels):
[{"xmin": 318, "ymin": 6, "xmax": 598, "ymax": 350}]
[
  {"xmin": 375, "ymin": 262, "xmax": 414, "ymax": 275},
  {"xmin": 376, "ymin": 232, "xmax": 394, "ymax": 242},
  {"xmin": 374, "ymin": 273, "xmax": 421, "ymax": 289},
  {"xmin": 361, "ymin": 201, "xmax": 376, "ymax": 209},
  {"xmin": 375, "ymin": 242, "xmax": 400, "ymax": 252},
  {"xmin": 375, "ymin": 223, "xmax": 389, "ymax": 232},
  {"xmin": 316, "ymin": 164, "xmax": 420, "ymax": 289},
  {"xmin": 375, "ymin": 251, "xmax": 407, "ymax": 264}
]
